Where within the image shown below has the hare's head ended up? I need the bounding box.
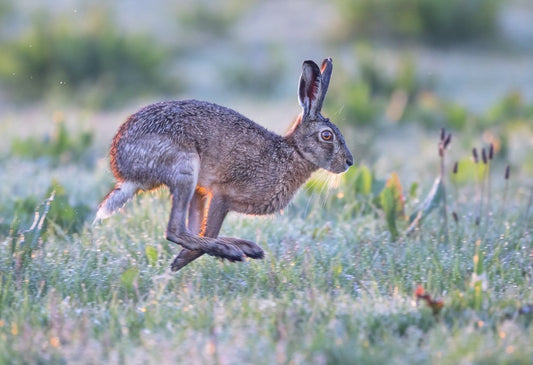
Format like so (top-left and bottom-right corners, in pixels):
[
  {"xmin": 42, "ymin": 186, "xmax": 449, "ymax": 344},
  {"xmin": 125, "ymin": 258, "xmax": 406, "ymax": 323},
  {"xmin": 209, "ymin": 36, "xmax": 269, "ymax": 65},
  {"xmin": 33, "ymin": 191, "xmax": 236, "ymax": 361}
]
[{"xmin": 289, "ymin": 58, "xmax": 353, "ymax": 174}]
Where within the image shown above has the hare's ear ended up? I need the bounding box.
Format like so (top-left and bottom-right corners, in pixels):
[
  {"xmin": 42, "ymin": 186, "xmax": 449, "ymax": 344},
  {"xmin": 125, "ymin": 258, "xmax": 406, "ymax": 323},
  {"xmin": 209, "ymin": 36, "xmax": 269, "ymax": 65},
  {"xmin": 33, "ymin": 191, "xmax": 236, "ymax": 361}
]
[
  {"xmin": 315, "ymin": 58, "xmax": 333, "ymax": 112},
  {"xmin": 298, "ymin": 60, "xmax": 322, "ymax": 117}
]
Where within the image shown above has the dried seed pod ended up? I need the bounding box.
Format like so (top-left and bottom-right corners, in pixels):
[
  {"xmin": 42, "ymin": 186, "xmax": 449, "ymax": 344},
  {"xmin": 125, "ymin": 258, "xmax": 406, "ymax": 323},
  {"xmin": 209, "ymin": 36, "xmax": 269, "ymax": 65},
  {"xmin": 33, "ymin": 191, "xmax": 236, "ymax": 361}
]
[
  {"xmin": 472, "ymin": 148, "xmax": 479, "ymax": 163},
  {"xmin": 440, "ymin": 128, "xmax": 445, "ymax": 141},
  {"xmin": 453, "ymin": 161, "xmax": 458, "ymax": 174},
  {"xmin": 452, "ymin": 211, "xmax": 458, "ymax": 223},
  {"xmin": 505, "ymin": 165, "xmax": 510, "ymax": 180},
  {"xmin": 489, "ymin": 143, "xmax": 494, "ymax": 160},
  {"xmin": 482, "ymin": 148, "xmax": 488, "ymax": 164}
]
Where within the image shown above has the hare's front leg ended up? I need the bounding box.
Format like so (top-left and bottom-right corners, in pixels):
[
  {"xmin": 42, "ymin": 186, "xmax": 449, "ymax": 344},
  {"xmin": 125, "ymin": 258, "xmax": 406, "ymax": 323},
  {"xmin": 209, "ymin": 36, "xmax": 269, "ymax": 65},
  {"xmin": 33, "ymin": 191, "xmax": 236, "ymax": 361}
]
[
  {"xmin": 165, "ymin": 156, "xmax": 244, "ymax": 262},
  {"xmin": 171, "ymin": 194, "xmax": 264, "ymax": 271}
]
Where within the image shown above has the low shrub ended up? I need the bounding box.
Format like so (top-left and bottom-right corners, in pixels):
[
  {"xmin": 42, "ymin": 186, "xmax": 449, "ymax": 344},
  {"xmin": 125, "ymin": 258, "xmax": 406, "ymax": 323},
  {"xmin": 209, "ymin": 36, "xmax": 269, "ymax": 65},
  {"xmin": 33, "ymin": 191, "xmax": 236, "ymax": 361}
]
[
  {"xmin": 0, "ymin": 9, "xmax": 179, "ymax": 108},
  {"xmin": 219, "ymin": 46, "xmax": 286, "ymax": 96},
  {"xmin": 335, "ymin": 0, "xmax": 502, "ymax": 45},
  {"xmin": 329, "ymin": 48, "xmax": 434, "ymax": 127},
  {"xmin": 10, "ymin": 114, "xmax": 94, "ymax": 167},
  {"xmin": 176, "ymin": 0, "xmax": 251, "ymax": 44}
]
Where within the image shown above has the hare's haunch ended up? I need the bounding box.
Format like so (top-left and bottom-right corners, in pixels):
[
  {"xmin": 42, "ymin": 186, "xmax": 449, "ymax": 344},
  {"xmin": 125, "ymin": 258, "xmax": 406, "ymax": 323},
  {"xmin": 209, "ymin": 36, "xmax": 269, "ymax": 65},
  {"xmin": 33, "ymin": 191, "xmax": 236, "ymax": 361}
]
[{"xmin": 96, "ymin": 58, "xmax": 353, "ymax": 271}]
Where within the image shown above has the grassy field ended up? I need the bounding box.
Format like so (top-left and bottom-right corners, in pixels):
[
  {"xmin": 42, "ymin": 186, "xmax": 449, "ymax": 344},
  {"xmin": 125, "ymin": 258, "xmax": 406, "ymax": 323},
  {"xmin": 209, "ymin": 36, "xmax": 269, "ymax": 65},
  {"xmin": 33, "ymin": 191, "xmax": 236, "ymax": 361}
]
[{"xmin": 0, "ymin": 111, "xmax": 532, "ymax": 364}]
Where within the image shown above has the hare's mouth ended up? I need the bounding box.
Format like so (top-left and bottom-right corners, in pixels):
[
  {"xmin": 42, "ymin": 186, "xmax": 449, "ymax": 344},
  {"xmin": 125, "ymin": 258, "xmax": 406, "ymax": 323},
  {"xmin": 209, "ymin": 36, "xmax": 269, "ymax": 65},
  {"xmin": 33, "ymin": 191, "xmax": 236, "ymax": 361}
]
[{"xmin": 332, "ymin": 158, "xmax": 354, "ymax": 174}]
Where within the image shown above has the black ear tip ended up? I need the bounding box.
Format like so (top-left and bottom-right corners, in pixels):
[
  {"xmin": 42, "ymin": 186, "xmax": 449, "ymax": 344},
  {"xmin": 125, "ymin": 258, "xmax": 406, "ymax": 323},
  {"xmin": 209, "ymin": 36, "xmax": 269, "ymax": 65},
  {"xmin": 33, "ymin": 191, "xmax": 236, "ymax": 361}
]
[{"xmin": 303, "ymin": 60, "xmax": 320, "ymax": 70}]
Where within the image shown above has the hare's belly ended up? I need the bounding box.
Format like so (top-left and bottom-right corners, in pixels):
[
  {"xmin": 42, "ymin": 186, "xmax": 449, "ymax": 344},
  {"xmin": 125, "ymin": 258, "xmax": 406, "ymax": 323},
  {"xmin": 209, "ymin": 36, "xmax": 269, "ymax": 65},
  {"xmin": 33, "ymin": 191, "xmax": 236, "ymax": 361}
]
[
  {"xmin": 230, "ymin": 199, "xmax": 280, "ymax": 215},
  {"xmin": 224, "ymin": 184, "xmax": 296, "ymax": 215}
]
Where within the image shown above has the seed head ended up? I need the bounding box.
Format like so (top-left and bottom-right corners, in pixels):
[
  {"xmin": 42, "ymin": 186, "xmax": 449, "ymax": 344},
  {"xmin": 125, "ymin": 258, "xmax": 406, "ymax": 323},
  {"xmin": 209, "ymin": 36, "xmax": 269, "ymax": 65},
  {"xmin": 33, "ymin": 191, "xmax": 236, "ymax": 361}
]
[
  {"xmin": 472, "ymin": 148, "xmax": 479, "ymax": 163},
  {"xmin": 505, "ymin": 165, "xmax": 510, "ymax": 180},
  {"xmin": 452, "ymin": 211, "xmax": 458, "ymax": 223},
  {"xmin": 444, "ymin": 133, "xmax": 452, "ymax": 148}
]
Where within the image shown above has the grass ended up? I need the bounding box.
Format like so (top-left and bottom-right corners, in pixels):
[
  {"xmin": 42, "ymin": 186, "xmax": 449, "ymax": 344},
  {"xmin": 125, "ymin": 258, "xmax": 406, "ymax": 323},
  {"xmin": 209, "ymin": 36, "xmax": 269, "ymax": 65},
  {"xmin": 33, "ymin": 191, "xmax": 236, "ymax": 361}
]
[{"xmin": 0, "ymin": 149, "xmax": 532, "ymax": 363}]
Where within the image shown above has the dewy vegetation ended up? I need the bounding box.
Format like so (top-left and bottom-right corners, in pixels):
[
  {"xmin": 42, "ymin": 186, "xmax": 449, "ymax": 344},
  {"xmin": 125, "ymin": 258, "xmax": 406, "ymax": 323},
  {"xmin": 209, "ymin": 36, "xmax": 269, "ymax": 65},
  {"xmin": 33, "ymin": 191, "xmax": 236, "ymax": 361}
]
[{"xmin": 1, "ymin": 0, "xmax": 533, "ymax": 363}]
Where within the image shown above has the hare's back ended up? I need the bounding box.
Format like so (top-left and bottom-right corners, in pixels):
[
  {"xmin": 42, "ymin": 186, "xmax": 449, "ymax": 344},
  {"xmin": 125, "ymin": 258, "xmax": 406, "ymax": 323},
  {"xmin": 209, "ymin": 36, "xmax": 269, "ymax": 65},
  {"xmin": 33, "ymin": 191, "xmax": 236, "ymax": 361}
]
[
  {"xmin": 120, "ymin": 100, "xmax": 268, "ymax": 142},
  {"xmin": 110, "ymin": 100, "xmax": 275, "ymax": 183}
]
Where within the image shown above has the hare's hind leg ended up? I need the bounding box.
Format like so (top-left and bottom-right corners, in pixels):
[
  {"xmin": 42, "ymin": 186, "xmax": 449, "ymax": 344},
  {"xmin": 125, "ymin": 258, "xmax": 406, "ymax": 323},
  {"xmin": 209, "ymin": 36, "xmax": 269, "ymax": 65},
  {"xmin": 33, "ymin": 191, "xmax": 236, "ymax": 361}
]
[
  {"xmin": 207, "ymin": 195, "xmax": 264, "ymax": 259},
  {"xmin": 171, "ymin": 190, "xmax": 206, "ymax": 271},
  {"xmin": 171, "ymin": 193, "xmax": 264, "ymax": 271},
  {"xmin": 202, "ymin": 195, "xmax": 263, "ymax": 259},
  {"xmin": 165, "ymin": 154, "xmax": 244, "ymax": 262}
]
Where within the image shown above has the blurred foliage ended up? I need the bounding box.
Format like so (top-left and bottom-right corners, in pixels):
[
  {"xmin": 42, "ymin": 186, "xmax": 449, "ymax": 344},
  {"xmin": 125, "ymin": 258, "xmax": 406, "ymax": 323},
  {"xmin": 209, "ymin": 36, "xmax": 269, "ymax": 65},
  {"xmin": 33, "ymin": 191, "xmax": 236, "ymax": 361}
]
[
  {"xmin": 176, "ymin": 0, "xmax": 251, "ymax": 44},
  {"xmin": 302, "ymin": 164, "xmax": 381, "ymax": 220},
  {"xmin": 10, "ymin": 114, "xmax": 94, "ymax": 167},
  {"xmin": 304, "ymin": 164, "xmax": 417, "ymax": 240},
  {"xmin": 335, "ymin": 0, "xmax": 502, "ymax": 45},
  {"xmin": 0, "ymin": 9, "xmax": 179, "ymax": 108},
  {"xmin": 0, "ymin": 1, "xmax": 12, "ymax": 31},
  {"xmin": 380, "ymin": 172, "xmax": 405, "ymax": 240},
  {"xmin": 412, "ymin": 91, "xmax": 533, "ymax": 132},
  {"xmin": 45, "ymin": 180, "xmax": 91, "ymax": 234},
  {"xmin": 0, "ymin": 180, "xmax": 90, "ymax": 238},
  {"xmin": 221, "ymin": 45, "xmax": 286, "ymax": 95},
  {"xmin": 418, "ymin": 0, "xmax": 501, "ymax": 44},
  {"xmin": 451, "ymin": 158, "xmax": 488, "ymax": 185},
  {"xmin": 483, "ymin": 91, "xmax": 533, "ymax": 127},
  {"xmin": 331, "ymin": 46, "xmax": 533, "ymax": 147},
  {"xmin": 330, "ymin": 47, "xmax": 434, "ymax": 127}
]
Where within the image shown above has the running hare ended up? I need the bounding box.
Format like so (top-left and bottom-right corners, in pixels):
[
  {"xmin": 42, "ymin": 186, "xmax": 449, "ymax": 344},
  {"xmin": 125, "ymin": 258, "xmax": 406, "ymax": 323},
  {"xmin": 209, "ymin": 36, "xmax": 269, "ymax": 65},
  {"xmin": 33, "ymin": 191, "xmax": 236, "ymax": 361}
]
[{"xmin": 96, "ymin": 58, "xmax": 353, "ymax": 271}]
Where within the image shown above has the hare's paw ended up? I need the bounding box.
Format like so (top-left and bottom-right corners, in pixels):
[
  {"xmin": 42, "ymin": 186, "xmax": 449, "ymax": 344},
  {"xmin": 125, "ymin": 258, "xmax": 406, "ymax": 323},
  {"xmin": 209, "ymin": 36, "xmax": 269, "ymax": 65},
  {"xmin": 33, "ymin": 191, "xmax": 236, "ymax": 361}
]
[
  {"xmin": 208, "ymin": 239, "xmax": 245, "ymax": 262},
  {"xmin": 166, "ymin": 232, "xmax": 244, "ymax": 262},
  {"xmin": 237, "ymin": 239, "xmax": 264, "ymax": 259},
  {"xmin": 170, "ymin": 248, "xmax": 203, "ymax": 272},
  {"xmin": 220, "ymin": 237, "xmax": 264, "ymax": 259},
  {"xmin": 171, "ymin": 255, "xmax": 189, "ymax": 272}
]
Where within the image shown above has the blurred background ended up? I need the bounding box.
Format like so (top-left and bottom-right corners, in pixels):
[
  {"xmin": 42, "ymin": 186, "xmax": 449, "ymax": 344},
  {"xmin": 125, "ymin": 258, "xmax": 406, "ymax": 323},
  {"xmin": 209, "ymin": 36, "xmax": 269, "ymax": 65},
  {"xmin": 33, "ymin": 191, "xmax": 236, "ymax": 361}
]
[{"xmin": 0, "ymin": 0, "xmax": 532, "ymax": 193}]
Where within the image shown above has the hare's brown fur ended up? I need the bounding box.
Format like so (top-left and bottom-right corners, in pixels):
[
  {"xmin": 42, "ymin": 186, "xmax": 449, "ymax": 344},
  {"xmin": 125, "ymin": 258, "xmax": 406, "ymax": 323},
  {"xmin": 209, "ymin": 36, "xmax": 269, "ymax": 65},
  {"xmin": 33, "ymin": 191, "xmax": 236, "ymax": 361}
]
[{"xmin": 96, "ymin": 58, "xmax": 353, "ymax": 271}]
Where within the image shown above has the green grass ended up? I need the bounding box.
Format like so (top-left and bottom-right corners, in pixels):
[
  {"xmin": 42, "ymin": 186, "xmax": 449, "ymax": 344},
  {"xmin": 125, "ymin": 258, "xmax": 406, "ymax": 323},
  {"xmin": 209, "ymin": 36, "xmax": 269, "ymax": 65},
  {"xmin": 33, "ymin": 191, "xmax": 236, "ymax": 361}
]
[{"xmin": 1, "ymin": 161, "xmax": 532, "ymax": 363}]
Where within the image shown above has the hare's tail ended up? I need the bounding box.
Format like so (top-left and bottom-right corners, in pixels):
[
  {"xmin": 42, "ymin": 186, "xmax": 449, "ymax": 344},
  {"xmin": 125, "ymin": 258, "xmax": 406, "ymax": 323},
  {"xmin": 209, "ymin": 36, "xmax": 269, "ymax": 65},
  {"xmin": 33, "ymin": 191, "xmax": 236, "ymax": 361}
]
[{"xmin": 94, "ymin": 181, "xmax": 139, "ymax": 224}]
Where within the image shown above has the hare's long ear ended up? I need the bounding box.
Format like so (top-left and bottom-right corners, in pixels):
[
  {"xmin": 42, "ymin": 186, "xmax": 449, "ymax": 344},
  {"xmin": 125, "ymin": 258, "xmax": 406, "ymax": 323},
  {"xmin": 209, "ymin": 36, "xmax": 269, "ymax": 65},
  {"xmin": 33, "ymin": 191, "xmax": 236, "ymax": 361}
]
[
  {"xmin": 298, "ymin": 60, "xmax": 322, "ymax": 118},
  {"xmin": 315, "ymin": 58, "xmax": 333, "ymax": 112}
]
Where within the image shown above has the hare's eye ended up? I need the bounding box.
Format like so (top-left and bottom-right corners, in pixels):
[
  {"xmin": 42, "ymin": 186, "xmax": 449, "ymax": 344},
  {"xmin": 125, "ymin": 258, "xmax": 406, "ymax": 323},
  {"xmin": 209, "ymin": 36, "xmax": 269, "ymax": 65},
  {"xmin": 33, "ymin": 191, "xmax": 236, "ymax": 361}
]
[{"xmin": 320, "ymin": 130, "xmax": 333, "ymax": 141}]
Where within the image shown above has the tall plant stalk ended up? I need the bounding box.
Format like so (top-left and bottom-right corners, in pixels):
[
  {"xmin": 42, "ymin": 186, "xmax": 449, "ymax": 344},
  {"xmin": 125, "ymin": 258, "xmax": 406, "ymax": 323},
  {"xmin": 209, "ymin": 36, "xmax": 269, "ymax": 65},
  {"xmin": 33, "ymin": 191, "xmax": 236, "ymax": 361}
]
[{"xmin": 439, "ymin": 128, "xmax": 451, "ymax": 242}]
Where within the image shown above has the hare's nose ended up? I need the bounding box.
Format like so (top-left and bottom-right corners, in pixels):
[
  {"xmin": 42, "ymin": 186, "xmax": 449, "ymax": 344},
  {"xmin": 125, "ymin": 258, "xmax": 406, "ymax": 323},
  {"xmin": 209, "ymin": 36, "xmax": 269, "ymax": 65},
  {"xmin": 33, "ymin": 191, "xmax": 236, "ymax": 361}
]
[{"xmin": 346, "ymin": 155, "xmax": 354, "ymax": 167}]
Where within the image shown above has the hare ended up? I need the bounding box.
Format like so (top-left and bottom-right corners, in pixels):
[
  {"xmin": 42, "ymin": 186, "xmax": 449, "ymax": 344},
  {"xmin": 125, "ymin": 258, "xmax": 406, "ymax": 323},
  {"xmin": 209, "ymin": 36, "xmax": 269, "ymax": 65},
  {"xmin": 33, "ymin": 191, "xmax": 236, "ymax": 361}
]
[{"xmin": 96, "ymin": 58, "xmax": 353, "ymax": 271}]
